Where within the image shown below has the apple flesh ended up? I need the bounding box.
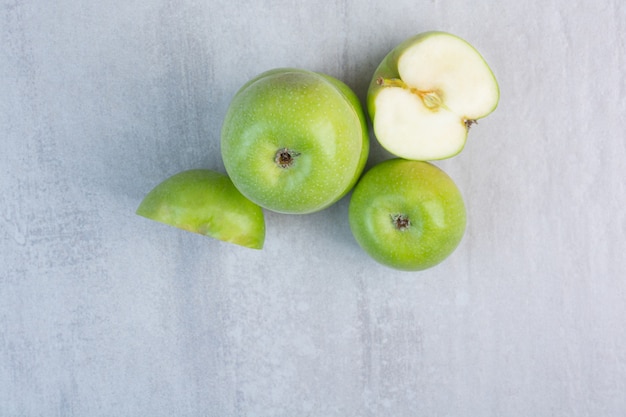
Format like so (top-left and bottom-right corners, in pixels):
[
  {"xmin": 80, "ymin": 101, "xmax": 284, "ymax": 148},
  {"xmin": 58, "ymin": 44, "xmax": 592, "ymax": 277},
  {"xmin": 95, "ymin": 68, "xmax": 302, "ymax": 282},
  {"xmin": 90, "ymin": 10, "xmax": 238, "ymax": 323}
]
[
  {"xmin": 221, "ymin": 68, "xmax": 369, "ymax": 214},
  {"xmin": 349, "ymin": 159, "xmax": 466, "ymax": 271},
  {"xmin": 136, "ymin": 169, "xmax": 265, "ymax": 249},
  {"xmin": 368, "ymin": 31, "xmax": 499, "ymax": 161}
]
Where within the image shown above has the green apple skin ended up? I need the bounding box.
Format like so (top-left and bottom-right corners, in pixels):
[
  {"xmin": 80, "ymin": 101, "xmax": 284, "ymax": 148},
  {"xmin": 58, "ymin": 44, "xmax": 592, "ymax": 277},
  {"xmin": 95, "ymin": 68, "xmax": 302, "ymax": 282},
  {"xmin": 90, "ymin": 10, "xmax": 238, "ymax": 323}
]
[
  {"xmin": 136, "ymin": 169, "xmax": 265, "ymax": 249},
  {"xmin": 367, "ymin": 31, "xmax": 500, "ymax": 161},
  {"xmin": 349, "ymin": 159, "xmax": 466, "ymax": 271},
  {"xmin": 221, "ymin": 68, "xmax": 369, "ymax": 214}
]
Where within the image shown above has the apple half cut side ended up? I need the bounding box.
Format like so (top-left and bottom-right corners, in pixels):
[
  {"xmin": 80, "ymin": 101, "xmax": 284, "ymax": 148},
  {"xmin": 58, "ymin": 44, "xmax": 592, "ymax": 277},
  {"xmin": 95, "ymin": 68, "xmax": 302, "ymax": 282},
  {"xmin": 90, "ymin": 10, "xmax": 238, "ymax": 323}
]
[
  {"xmin": 368, "ymin": 31, "xmax": 500, "ymax": 161},
  {"xmin": 136, "ymin": 169, "xmax": 265, "ymax": 249}
]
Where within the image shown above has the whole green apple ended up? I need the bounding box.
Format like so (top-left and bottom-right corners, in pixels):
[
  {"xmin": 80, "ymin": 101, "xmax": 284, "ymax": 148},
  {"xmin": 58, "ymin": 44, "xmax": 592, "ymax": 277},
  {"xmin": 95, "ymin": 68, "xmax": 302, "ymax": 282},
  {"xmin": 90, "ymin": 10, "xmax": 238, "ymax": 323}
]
[
  {"xmin": 136, "ymin": 169, "xmax": 265, "ymax": 249},
  {"xmin": 349, "ymin": 159, "xmax": 466, "ymax": 271},
  {"xmin": 368, "ymin": 31, "xmax": 499, "ymax": 161},
  {"xmin": 221, "ymin": 68, "xmax": 369, "ymax": 214}
]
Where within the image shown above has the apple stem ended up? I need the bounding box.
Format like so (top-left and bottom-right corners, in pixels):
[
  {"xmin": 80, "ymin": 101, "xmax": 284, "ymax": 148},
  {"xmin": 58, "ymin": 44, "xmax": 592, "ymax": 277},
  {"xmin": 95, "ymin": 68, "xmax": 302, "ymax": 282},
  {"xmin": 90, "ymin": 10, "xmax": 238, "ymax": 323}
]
[
  {"xmin": 274, "ymin": 148, "xmax": 300, "ymax": 168},
  {"xmin": 376, "ymin": 77, "xmax": 406, "ymax": 89},
  {"xmin": 391, "ymin": 214, "xmax": 411, "ymax": 231}
]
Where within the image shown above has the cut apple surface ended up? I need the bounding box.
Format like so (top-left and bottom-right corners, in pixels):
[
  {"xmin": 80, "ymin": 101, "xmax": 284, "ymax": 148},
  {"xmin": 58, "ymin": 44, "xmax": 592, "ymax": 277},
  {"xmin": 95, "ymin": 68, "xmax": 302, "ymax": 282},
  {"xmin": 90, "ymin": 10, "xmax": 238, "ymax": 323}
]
[
  {"xmin": 136, "ymin": 169, "xmax": 265, "ymax": 249},
  {"xmin": 368, "ymin": 31, "xmax": 500, "ymax": 161}
]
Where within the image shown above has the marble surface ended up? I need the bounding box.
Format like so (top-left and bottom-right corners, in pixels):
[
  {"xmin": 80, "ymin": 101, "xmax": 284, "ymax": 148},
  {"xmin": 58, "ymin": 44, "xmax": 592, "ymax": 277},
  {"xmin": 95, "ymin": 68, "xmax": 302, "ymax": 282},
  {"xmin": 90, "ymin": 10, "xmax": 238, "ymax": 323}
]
[{"xmin": 2, "ymin": 0, "xmax": 625, "ymax": 415}]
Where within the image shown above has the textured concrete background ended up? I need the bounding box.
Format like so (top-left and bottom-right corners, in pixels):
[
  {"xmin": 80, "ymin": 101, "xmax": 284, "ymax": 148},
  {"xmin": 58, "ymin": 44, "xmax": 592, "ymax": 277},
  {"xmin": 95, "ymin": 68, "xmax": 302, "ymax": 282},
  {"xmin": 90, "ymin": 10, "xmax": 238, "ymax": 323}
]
[{"xmin": 1, "ymin": 0, "xmax": 625, "ymax": 415}]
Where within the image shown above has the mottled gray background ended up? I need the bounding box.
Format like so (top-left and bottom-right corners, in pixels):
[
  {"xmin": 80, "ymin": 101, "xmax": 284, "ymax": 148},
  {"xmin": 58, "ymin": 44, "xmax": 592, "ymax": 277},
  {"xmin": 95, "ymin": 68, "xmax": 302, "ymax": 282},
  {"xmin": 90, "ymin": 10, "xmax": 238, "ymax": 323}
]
[{"xmin": 2, "ymin": 0, "xmax": 625, "ymax": 416}]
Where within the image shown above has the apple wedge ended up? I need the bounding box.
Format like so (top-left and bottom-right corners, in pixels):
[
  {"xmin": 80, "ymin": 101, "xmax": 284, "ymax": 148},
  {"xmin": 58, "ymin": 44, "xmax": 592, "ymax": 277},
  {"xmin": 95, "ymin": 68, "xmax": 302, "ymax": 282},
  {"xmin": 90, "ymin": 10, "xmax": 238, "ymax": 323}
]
[
  {"xmin": 136, "ymin": 169, "xmax": 265, "ymax": 249},
  {"xmin": 368, "ymin": 31, "xmax": 499, "ymax": 160}
]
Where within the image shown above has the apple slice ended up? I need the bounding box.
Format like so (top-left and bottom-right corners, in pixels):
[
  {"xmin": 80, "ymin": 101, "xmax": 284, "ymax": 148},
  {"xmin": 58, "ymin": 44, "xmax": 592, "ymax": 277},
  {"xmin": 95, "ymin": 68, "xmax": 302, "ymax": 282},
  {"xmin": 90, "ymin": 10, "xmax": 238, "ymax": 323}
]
[
  {"xmin": 136, "ymin": 169, "xmax": 265, "ymax": 249},
  {"xmin": 368, "ymin": 31, "xmax": 500, "ymax": 160}
]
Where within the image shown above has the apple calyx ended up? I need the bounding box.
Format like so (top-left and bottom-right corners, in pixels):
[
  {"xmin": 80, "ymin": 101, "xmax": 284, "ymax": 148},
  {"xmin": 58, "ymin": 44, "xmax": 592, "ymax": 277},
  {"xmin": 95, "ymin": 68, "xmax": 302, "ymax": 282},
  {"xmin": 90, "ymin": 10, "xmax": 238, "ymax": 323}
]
[
  {"xmin": 464, "ymin": 119, "xmax": 477, "ymax": 130},
  {"xmin": 274, "ymin": 148, "xmax": 301, "ymax": 168},
  {"xmin": 391, "ymin": 213, "xmax": 411, "ymax": 231}
]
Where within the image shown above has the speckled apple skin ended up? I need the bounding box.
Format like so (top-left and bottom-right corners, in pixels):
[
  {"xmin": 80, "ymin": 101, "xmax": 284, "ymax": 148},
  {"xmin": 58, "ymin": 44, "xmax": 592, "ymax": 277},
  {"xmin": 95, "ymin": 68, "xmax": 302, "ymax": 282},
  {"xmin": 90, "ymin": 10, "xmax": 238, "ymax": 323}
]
[
  {"xmin": 349, "ymin": 159, "xmax": 466, "ymax": 271},
  {"xmin": 221, "ymin": 68, "xmax": 369, "ymax": 214}
]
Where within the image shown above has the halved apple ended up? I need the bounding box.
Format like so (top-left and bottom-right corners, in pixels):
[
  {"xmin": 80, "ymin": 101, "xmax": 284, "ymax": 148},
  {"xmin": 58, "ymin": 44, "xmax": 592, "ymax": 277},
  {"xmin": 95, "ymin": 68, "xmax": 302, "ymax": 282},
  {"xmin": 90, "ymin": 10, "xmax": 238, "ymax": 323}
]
[
  {"xmin": 136, "ymin": 169, "xmax": 265, "ymax": 249},
  {"xmin": 368, "ymin": 31, "xmax": 500, "ymax": 161}
]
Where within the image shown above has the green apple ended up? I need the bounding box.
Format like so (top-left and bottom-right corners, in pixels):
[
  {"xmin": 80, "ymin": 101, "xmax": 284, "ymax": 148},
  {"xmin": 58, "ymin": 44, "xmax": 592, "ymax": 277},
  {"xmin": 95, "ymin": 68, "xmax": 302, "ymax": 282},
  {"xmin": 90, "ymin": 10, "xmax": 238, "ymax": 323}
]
[
  {"xmin": 136, "ymin": 169, "xmax": 265, "ymax": 249},
  {"xmin": 221, "ymin": 68, "xmax": 369, "ymax": 214},
  {"xmin": 349, "ymin": 159, "xmax": 466, "ymax": 271},
  {"xmin": 368, "ymin": 31, "xmax": 499, "ymax": 161}
]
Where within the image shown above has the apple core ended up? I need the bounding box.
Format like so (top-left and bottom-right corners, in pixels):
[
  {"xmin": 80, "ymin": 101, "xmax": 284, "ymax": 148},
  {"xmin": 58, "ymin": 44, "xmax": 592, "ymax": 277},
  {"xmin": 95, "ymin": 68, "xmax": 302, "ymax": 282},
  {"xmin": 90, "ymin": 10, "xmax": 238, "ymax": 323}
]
[{"xmin": 376, "ymin": 77, "xmax": 446, "ymax": 112}]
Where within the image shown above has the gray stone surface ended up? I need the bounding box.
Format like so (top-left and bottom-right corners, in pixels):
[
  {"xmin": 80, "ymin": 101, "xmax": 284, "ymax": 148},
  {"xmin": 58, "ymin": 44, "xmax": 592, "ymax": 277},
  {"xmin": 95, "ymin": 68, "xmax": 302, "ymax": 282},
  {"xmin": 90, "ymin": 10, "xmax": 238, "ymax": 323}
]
[{"xmin": 2, "ymin": 0, "xmax": 625, "ymax": 415}]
